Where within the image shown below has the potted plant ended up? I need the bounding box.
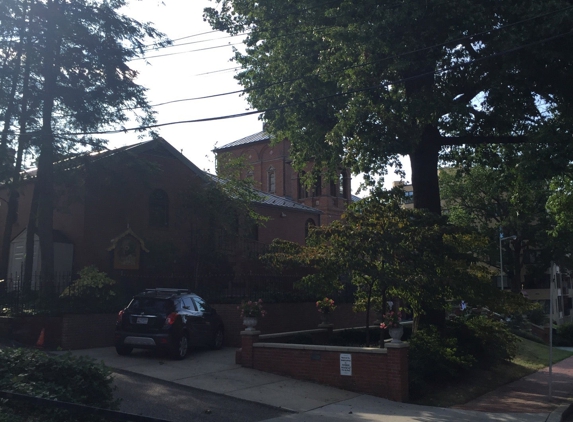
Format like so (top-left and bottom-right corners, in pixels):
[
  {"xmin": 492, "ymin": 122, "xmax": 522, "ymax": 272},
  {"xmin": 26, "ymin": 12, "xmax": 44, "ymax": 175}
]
[
  {"xmin": 238, "ymin": 299, "xmax": 267, "ymax": 331},
  {"xmin": 316, "ymin": 297, "xmax": 336, "ymax": 324},
  {"xmin": 380, "ymin": 310, "xmax": 403, "ymax": 343}
]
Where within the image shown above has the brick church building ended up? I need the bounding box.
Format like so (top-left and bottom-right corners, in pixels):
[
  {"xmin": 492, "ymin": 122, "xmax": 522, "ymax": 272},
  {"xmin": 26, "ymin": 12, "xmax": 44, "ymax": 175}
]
[{"xmin": 214, "ymin": 130, "xmax": 353, "ymax": 229}]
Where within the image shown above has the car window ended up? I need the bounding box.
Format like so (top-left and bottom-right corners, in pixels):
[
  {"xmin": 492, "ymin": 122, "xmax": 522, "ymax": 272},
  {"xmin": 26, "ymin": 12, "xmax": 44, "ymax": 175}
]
[
  {"xmin": 128, "ymin": 298, "xmax": 174, "ymax": 313},
  {"xmin": 182, "ymin": 296, "xmax": 196, "ymax": 311},
  {"xmin": 192, "ymin": 296, "xmax": 210, "ymax": 313}
]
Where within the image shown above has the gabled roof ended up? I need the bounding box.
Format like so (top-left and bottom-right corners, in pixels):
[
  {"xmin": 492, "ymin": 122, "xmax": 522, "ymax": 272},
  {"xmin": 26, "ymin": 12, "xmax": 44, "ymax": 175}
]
[
  {"xmin": 19, "ymin": 137, "xmax": 209, "ymax": 183},
  {"xmin": 214, "ymin": 131, "xmax": 271, "ymax": 151},
  {"xmin": 205, "ymin": 173, "xmax": 321, "ymax": 214}
]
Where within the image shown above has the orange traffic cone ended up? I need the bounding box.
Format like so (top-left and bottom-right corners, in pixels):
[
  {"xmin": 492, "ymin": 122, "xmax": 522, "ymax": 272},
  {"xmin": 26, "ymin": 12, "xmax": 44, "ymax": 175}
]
[{"xmin": 36, "ymin": 328, "xmax": 45, "ymax": 348}]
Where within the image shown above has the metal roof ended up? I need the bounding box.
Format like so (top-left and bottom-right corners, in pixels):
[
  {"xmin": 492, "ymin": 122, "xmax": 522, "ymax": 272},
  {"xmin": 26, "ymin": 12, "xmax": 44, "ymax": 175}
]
[
  {"xmin": 204, "ymin": 173, "xmax": 320, "ymax": 214},
  {"xmin": 214, "ymin": 131, "xmax": 271, "ymax": 151},
  {"xmin": 253, "ymin": 190, "xmax": 321, "ymax": 214}
]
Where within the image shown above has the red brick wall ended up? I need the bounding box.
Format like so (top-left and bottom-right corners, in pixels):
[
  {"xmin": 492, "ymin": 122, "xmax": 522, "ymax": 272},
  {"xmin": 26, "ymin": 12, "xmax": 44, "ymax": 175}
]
[
  {"xmin": 9, "ymin": 314, "xmax": 117, "ymax": 350},
  {"xmin": 6, "ymin": 302, "xmax": 375, "ymax": 350},
  {"xmin": 60, "ymin": 314, "xmax": 117, "ymax": 350},
  {"xmin": 246, "ymin": 340, "xmax": 409, "ymax": 402}
]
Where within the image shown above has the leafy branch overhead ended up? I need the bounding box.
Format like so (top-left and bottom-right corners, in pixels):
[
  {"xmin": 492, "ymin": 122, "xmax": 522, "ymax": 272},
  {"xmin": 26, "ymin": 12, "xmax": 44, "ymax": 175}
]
[{"xmin": 205, "ymin": 0, "xmax": 573, "ymax": 213}]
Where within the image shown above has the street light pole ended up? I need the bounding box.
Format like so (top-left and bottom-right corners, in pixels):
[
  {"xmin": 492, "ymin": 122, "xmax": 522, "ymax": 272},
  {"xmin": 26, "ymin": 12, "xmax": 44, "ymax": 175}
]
[{"xmin": 499, "ymin": 235, "xmax": 517, "ymax": 290}]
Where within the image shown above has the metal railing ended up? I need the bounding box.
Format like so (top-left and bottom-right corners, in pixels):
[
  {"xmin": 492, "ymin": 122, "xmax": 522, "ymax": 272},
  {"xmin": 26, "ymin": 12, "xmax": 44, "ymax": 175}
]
[{"xmin": 0, "ymin": 270, "xmax": 355, "ymax": 316}]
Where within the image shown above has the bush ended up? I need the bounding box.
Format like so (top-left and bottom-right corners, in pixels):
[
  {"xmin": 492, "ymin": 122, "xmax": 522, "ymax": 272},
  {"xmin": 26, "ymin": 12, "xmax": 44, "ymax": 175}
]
[
  {"xmin": 450, "ymin": 316, "xmax": 518, "ymax": 367},
  {"xmin": 58, "ymin": 266, "xmax": 126, "ymax": 313},
  {"xmin": 0, "ymin": 348, "xmax": 119, "ymax": 421},
  {"xmin": 526, "ymin": 307, "xmax": 547, "ymax": 326},
  {"xmin": 556, "ymin": 323, "xmax": 573, "ymax": 347},
  {"xmin": 409, "ymin": 326, "xmax": 475, "ymax": 397},
  {"xmin": 409, "ymin": 316, "xmax": 518, "ymax": 397}
]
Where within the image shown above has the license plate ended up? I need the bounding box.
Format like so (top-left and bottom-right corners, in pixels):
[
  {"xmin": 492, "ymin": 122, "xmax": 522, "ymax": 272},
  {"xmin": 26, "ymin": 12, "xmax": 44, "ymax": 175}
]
[{"xmin": 136, "ymin": 317, "xmax": 148, "ymax": 324}]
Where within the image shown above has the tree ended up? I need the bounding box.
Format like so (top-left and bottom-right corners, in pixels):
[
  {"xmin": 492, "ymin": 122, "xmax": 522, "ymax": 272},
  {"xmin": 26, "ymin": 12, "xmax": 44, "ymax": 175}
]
[
  {"xmin": 441, "ymin": 140, "xmax": 573, "ymax": 291},
  {"xmin": 204, "ymin": 0, "xmax": 573, "ymax": 213},
  {"xmin": 264, "ymin": 190, "xmax": 497, "ymax": 338},
  {"xmin": 0, "ymin": 0, "xmax": 169, "ymax": 284}
]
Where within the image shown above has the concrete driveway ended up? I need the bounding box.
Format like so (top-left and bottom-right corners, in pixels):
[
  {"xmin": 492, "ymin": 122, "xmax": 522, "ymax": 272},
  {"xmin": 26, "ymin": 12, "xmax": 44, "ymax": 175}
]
[{"xmin": 65, "ymin": 346, "xmax": 570, "ymax": 422}]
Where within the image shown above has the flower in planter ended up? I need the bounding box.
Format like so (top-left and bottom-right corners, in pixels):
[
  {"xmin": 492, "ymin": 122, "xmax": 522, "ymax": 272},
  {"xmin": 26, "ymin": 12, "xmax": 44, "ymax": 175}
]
[
  {"xmin": 379, "ymin": 310, "xmax": 402, "ymax": 329},
  {"xmin": 316, "ymin": 297, "xmax": 336, "ymax": 314},
  {"xmin": 238, "ymin": 299, "xmax": 267, "ymax": 318}
]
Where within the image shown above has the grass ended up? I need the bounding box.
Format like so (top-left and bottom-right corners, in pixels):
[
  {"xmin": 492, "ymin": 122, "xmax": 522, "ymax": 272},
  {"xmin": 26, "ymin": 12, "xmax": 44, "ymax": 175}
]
[{"xmin": 410, "ymin": 336, "xmax": 573, "ymax": 408}]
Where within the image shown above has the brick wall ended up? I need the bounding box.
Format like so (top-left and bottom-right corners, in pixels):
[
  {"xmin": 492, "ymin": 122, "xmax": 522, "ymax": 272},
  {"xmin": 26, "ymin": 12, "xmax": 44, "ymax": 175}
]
[
  {"xmin": 241, "ymin": 333, "xmax": 409, "ymax": 402},
  {"xmin": 60, "ymin": 314, "xmax": 117, "ymax": 349},
  {"xmin": 4, "ymin": 302, "xmax": 375, "ymax": 350}
]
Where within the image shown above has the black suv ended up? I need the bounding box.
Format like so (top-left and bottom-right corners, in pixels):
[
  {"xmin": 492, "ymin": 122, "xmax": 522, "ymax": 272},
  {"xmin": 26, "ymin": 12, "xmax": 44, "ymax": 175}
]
[{"xmin": 114, "ymin": 289, "xmax": 224, "ymax": 359}]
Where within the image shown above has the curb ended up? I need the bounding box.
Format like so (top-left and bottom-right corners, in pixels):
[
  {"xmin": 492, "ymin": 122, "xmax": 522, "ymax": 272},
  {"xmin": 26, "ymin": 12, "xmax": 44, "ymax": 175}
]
[{"xmin": 547, "ymin": 403, "xmax": 573, "ymax": 422}]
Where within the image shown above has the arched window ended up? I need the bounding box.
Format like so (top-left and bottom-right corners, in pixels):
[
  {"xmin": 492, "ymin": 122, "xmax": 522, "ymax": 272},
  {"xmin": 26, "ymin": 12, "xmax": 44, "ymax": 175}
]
[
  {"xmin": 298, "ymin": 171, "xmax": 308, "ymax": 199},
  {"xmin": 339, "ymin": 171, "xmax": 348, "ymax": 198},
  {"xmin": 313, "ymin": 175, "xmax": 322, "ymax": 197},
  {"xmin": 149, "ymin": 189, "xmax": 169, "ymax": 227},
  {"xmin": 305, "ymin": 218, "xmax": 316, "ymax": 238},
  {"xmin": 330, "ymin": 180, "xmax": 337, "ymax": 197},
  {"xmin": 267, "ymin": 166, "xmax": 276, "ymax": 193}
]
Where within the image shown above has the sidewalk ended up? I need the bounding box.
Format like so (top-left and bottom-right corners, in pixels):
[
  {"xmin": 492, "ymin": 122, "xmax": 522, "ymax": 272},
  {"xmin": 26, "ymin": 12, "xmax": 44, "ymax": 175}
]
[
  {"xmin": 454, "ymin": 350, "xmax": 573, "ymax": 414},
  {"xmin": 65, "ymin": 346, "xmax": 573, "ymax": 422}
]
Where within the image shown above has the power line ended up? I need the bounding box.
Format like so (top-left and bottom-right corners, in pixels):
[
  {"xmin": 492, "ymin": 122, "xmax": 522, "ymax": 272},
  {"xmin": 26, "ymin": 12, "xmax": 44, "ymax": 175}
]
[
  {"xmin": 57, "ymin": 29, "xmax": 573, "ymax": 137},
  {"xmin": 132, "ymin": 41, "xmax": 244, "ymax": 61},
  {"xmin": 136, "ymin": 5, "xmax": 573, "ymax": 110}
]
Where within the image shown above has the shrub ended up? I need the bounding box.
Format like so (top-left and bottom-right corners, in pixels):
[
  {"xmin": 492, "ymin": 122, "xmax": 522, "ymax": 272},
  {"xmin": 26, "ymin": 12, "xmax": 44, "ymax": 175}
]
[
  {"xmin": 526, "ymin": 307, "xmax": 547, "ymax": 326},
  {"xmin": 450, "ymin": 315, "xmax": 518, "ymax": 367},
  {"xmin": 0, "ymin": 348, "xmax": 119, "ymax": 421},
  {"xmin": 409, "ymin": 326, "xmax": 475, "ymax": 397},
  {"xmin": 556, "ymin": 323, "xmax": 573, "ymax": 347},
  {"xmin": 60, "ymin": 266, "xmax": 117, "ymax": 300}
]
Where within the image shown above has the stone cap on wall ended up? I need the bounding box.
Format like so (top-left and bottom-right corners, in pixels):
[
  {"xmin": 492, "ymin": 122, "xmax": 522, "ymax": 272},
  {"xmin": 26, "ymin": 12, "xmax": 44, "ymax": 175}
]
[{"xmin": 254, "ymin": 342, "xmax": 388, "ymax": 354}]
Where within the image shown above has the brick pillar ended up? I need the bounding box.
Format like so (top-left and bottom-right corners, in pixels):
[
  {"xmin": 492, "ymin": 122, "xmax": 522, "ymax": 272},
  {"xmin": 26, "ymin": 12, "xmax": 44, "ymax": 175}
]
[
  {"xmin": 240, "ymin": 330, "xmax": 260, "ymax": 368},
  {"xmin": 385, "ymin": 342, "xmax": 409, "ymax": 402}
]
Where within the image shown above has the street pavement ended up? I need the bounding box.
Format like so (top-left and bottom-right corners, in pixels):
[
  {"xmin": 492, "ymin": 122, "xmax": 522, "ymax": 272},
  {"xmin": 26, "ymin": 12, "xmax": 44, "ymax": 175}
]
[{"xmin": 63, "ymin": 346, "xmax": 573, "ymax": 422}]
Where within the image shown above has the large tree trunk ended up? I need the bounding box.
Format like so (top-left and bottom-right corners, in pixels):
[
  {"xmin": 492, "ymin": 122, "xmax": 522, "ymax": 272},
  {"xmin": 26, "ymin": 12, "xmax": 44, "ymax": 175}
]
[
  {"xmin": 0, "ymin": 5, "xmax": 31, "ymax": 283},
  {"xmin": 512, "ymin": 238, "xmax": 522, "ymax": 293},
  {"xmin": 410, "ymin": 125, "xmax": 446, "ymax": 329},
  {"xmin": 23, "ymin": 185, "xmax": 39, "ymax": 293},
  {"xmin": 409, "ymin": 125, "xmax": 442, "ymax": 215},
  {"xmin": 36, "ymin": 0, "xmax": 59, "ymax": 291}
]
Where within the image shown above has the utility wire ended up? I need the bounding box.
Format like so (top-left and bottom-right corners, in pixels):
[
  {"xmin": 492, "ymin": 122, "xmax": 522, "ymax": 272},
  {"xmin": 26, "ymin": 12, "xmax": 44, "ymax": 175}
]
[
  {"xmin": 57, "ymin": 29, "xmax": 573, "ymax": 137},
  {"xmin": 133, "ymin": 5, "xmax": 573, "ymax": 111}
]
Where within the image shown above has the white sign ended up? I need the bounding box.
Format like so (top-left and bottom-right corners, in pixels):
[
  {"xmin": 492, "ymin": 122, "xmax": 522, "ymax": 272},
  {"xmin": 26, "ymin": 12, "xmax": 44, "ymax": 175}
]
[{"xmin": 340, "ymin": 353, "xmax": 352, "ymax": 376}]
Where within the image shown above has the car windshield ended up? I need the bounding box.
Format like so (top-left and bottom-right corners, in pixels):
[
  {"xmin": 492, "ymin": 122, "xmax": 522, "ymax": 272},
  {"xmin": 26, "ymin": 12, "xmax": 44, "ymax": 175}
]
[{"xmin": 128, "ymin": 298, "xmax": 174, "ymax": 313}]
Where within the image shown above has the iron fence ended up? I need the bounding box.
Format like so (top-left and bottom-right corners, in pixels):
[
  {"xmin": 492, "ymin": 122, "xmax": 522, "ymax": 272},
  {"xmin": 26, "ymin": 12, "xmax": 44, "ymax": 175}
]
[{"xmin": 0, "ymin": 271, "xmax": 355, "ymax": 316}]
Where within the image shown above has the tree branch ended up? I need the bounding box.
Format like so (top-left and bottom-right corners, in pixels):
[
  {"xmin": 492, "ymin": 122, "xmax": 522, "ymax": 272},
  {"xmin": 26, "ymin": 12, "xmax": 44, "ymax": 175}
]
[{"xmin": 443, "ymin": 135, "xmax": 527, "ymax": 146}]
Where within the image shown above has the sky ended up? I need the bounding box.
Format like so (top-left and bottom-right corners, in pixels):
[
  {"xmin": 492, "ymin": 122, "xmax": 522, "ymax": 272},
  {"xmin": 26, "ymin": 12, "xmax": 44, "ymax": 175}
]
[{"xmin": 110, "ymin": 0, "xmax": 410, "ymax": 192}]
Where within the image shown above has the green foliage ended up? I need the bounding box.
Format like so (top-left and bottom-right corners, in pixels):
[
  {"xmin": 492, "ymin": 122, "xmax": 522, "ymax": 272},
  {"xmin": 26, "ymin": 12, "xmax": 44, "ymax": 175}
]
[
  {"xmin": 409, "ymin": 316, "xmax": 518, "ymax": 396},
  {"xmin": 0, "ymin": 348, "xmax": 119, "ymax": 421},
  {"xmin": 555, "ymin": 323, "xmax": 573, "ymax": 347},
  {"xmin": 263, "ymin": 190, "xmax": 499, "ymax": 328},
  {"xmin": 439, "ymin": 152, "xmax": 573, "ymax": 291},
  {"xmin": 205, "ymin": 0, "xmax": 573, "ymax": 215},
  {"xmin": 409, "ymin": 326, "xmax": 475, "ymax": 396},
  {"xmin": 450, "ymin": 316, "xmax": 518, "ymax": 367},
  {"xmin": 526, "ymin": 306, "xmax": 547, "ymax": 326},
  {"xmin": 60, "ymin": 266, "xmax": 116, "ymax": 300}
]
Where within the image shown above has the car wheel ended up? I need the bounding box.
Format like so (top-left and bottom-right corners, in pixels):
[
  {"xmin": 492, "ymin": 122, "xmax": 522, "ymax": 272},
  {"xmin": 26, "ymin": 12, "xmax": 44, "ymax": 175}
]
[
  {"xmin": 211, "ymin": 327, "xmax": 224, "ymax": 350},
  {"xmin": 115, "ymin": 345, "xmax": 133, "ymax": 356},
  {"xmin": 170, "ymin": 333, "xmax": 189, "ymax": 360}
]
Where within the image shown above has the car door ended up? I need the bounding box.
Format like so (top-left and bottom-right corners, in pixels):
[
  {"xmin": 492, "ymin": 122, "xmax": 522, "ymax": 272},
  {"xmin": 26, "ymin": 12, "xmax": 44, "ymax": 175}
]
[
  {"xmin": 180, "ymin": 296, "xmax": 203, "ymax": 345},
  {"xmin": 191, "ymin": 295, "xmax": 216, "ymax": 345}
]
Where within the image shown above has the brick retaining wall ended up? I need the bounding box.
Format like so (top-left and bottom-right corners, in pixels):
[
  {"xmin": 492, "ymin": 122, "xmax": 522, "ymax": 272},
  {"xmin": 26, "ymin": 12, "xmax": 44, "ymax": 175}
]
[
  {"xmin": 2, "ymin": 302, "xmax": 376, "ymax": 350},
  {"xmin": 240, "ymin": 330, "xmax": 409, "ymax": 402}
]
